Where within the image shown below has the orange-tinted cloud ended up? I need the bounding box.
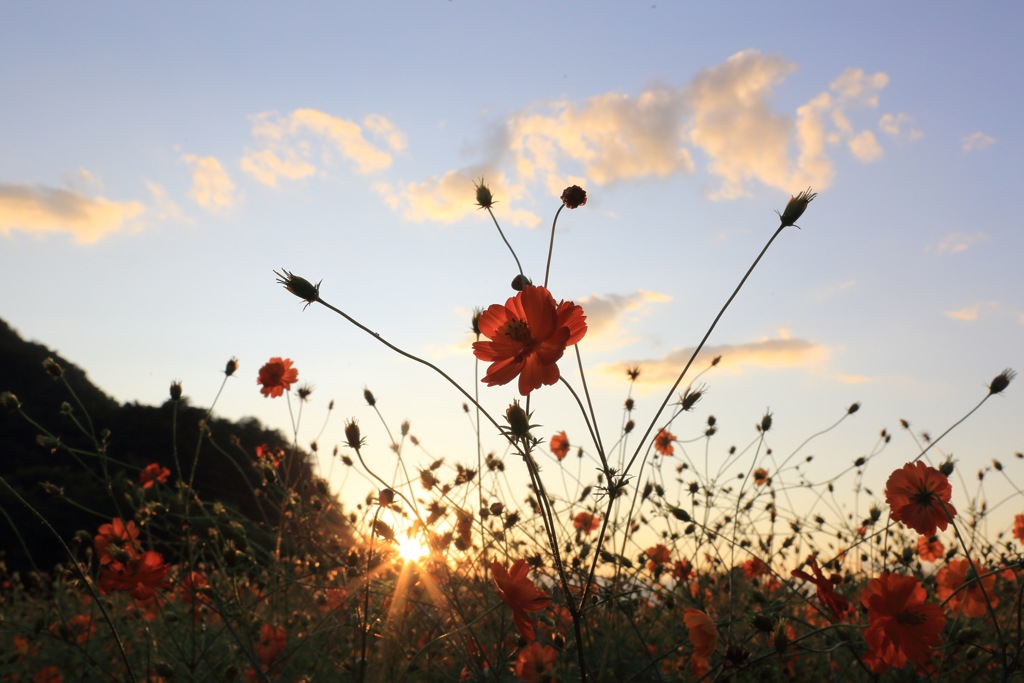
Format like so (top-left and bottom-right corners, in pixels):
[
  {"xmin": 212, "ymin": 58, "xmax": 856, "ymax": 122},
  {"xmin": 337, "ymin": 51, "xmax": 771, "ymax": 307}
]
[
  {"xmin": 181, "ymin": 154, "xmax": 237, "ymax": 212},
  {"xmin": 0, "ymin": 183, "xmax": 144, "ymax": 243}
]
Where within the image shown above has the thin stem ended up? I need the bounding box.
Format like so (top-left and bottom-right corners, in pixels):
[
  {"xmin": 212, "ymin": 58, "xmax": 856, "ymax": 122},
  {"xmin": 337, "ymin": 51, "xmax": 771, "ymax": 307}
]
[
  {"xmin": 543, "ymin": 204, "xmax": 566, "ymax": 289},
  {"xmin": 486, "ymin": 206, "xmax": 524, "ymax": 280},
  {"xmin": 624, "ymin": 225, "xmax": 787, "ymax": 477}
]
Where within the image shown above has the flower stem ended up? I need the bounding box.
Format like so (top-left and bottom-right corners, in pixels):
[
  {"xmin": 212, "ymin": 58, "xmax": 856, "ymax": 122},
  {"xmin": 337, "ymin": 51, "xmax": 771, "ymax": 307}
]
[
  {"xmin": 487, "ymin": 206, "xmax": 524, "ymax": 280},
  {"xmin": 543, "ymin": 204, "xmax": 565, "ymax": 289}
]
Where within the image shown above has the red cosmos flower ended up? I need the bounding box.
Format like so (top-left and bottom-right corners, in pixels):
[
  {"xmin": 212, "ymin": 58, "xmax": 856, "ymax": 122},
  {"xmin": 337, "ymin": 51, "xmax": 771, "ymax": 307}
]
[
  {"xmin": 94, "ymin": 518, "xmax": 140, "ymax": 565},
  {"xmin": 654, "ymin": 428, "xmax": 675, "ymax": 456},
  {"xmin": 936, "ymin": 558, "xmax": 997, "ymax": 618},
  {"xmin": 34, "ymin": 667, "xmax": 63, "ymax": 683},
  {"xmin": 98, "ymin": 550, "xmax": 170, "ymax": 601},
  {"xmin": 917, "ymin": 536, "xmax": 944, "ymax": 563},
  {"xmin": 572, "ymin": 512, "xmax": 600, "ymax": 535},
  {"xmin": 1014, "ymin": 514, "xmax": 1024, "ymax": 544},
  {"xmin": 255, "ymin": 623, "xmax": 287, "ymax": 668},
  {"xmin": 791, "ymin": 555, "xmax": 850, "ymax": 621},
  {"xmin": 179, "ymin": 571, "xmax": 211, "ymax": 607},
  {"xmin": 490, "ymin": 559, "xmax": 551, "ymax": 641},
  {"xmin": 550, "ymin": 431, "xmax": 570, "ymax": 460},
  {"xmin": 885, "ymin": 461, "xmax": 957, "ymax": 537},
  {"xmin": 646, "ymin": 544, "xmax": 671, "ymax": 572},
  {"xmin": 683, "ymin": 608, "xmax": 718, "ymax": 658},
  {"xmin": 672, "ymin": 559, "xmax": 692, "ymax": 582},
  {"xmin": 139, "ymin": 462, "xmax": 170, "ymax": 489},
  {"xmin": 860, "ymin": 573, "xmax": 945, "ymax": 674},
  {"xmin": 514, "ymin": 641, "xmax": 559, "ymax": 682},
  {"xmin": 472, "ymin": 286, "xmax": 587, "ymax": 396},
  {"xmin": 257, "ymin": 357, "xmax": 298, "ymax": 398},
  {"xmin": 742, "ymin": 557, "xmax": 769, "ymax": 579}
]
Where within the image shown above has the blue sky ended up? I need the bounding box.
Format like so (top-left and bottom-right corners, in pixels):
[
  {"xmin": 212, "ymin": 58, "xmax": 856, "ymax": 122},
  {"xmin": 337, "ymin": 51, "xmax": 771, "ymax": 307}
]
[{"xmin": 2, "ymin": 3, "xmax": 1021, "ymax": 536}]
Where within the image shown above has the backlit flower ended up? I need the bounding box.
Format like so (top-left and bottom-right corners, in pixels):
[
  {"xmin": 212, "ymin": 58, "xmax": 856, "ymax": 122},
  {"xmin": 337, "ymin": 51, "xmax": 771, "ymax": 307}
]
[
  {"xmin": 490, "ymin": 559, "xmax": 551, "ymax": 641},
  {"xmin": 645, "ymin": 544, "xmax": 671, "ymax": 572},
  {"xmin": 1014, "ymin": 514, "xmax": 1024, "ymax": 545},
  {"xmin": 515, "ymin": 641, "xmax": 558, "ymax": 682},
  {"xmin": 98, "ymin": 550, "xmax": 170, "ymax": 601},
  {"xmin": 550, "ymin": 431, "xmax": 570, "ymax": 460},
  {"xmin": 255, "ymin": 623, "xmax": 287, "ymax": 668},
  {"xmin": 257, "ymin": 357, "xmax": 298, "ymax": 398},
  {"xmin": 139, "ymin": 462, "xmax": 170, "ymax": 489},
  {"xmin": 936, "ymin": 558, "xmax": 997, "ymax": 618},
  {"xmin": 683, "ymin": 608, "xmax": 718, "ymax": 658},
  {"xmin": 791, "ymin": 555, "xmax": 850, "ymax": 621},
  {"xmin": 917, "ymin": 536, "xmax": 944, "ymax": 563},
  {"xmin": 653, "ymin": 428, "xmax": 675, "ymax": 456},
  {"xmin": 94, "ymin": 518, "xmax": 140, "ymax": 565},
  {"xmin": 473, "ymin": 286, "xmax": 587, "ymax": 396},
  {"xmin": 860, "ymin": 573, "xmax": 945, "ymax": 674},
  {"xmin": 573, "ymin": 512, "xmax": 600, "ymax": 535},
  {"xmin": 885, "ymin": 461, "xmax": 957, "ymax": 537}
]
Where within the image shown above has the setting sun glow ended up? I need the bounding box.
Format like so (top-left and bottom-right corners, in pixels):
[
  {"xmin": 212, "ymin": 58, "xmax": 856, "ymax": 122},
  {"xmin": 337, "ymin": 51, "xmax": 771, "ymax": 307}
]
[{"xmin": 397, "ymin": 536, "xmax": 428, "ymax": 563}]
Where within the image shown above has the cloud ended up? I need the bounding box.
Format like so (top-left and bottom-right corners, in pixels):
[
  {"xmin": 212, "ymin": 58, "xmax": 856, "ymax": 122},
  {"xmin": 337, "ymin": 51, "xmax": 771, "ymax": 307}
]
[
  {"xmin": 603, "ymin": 329, "xmax": 830, "ymax": 384},
  {"xmin": 578, "ymin": 290, "xmax": 672, "ymax": 347},
  {"xmin": 929, "ymin": 231, "xmax": 988, "ymax": 255},
  {"xmin": 181, "ymin": 154, "xmax": 237, "ymax": 212},
  {"xmin": 945, "ymin": 301, "xmax": 1022, "ymax": 324},
  {"xmin": 242, "ymin": 109, "xmax": 404, "ymax": 185},
  {"xmin": 145, "ymin": 180, "xmax": 191, "ymax": 223},
  {"xmin": 961, "ymin": 131, "xmax": 996, "ymax": 153},
  {"xmin": 847, "ymin": 130, "xmax": 883, "ymax": 162},
  {"xmin": 878, "ymin": 112, "xmax": 924, "ymax": 141},
  {"xmin": 0, "ymin": 183, "xmax": 144, "ymax": 243},
  {"xmin": 375, "ymin": 171, "xmax": 542, "ymax": 227}
]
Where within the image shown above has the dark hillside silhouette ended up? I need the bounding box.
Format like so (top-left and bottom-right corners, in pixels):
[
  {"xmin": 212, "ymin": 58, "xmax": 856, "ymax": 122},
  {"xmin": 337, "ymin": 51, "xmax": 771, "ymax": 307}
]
[{"xmin": 0, "ymin": 318, "xmax": 349, "ymax": 572}]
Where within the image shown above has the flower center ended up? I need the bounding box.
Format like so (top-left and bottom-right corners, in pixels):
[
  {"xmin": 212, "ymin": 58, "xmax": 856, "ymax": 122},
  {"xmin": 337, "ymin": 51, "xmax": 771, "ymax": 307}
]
[
  {"xmin": 896, "ymin": 609, "xmax": 926, "ymax": 626},
  {"xmin": 501, "ymin": 319, "xmax": 533, "ymax": 344}
]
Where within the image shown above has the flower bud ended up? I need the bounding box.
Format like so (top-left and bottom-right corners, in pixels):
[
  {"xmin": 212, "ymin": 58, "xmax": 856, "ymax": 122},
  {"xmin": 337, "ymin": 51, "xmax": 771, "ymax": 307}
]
[
  {"xmin": 170, "ymin": 381, "xmax": 183, "ymax": 401},
  {"xmin": 363, "ymin": 388, "xmax": 376, "ymax": 406},
  {"xmin": 560, "ymin": 185, "xmax": 587, "ymax": 209},
  {"xmin": 504, "ymin": 400, "xmax": 531, "ymax": 439},
  {"xmin": 43, "ymin": 357, "xmax": 64, "ymax": 379},
  {"xmin": 988, "ymin": 368, "xmax": 1016, "ymax": 395},
  {"xmin": 274, "ymin": 269, "xmax": 321, "ymax": 309},
  {"xmin": 0, "ymin": 392, "xmax": 20, "ymax": 411},
  {"xmin": 378, "ymin": 488, "xmax": 395, "ymax": 506},
  {"xmin": 511, "ymin": 274, "xmax": 533, "ymax": 291},
  {"xmin": 776, "ymin": 188, "xmax": 817, "ymax": 228},
  {"xmin": 224, "ymin": 357, "xmax": 238, "ymax": 377},
  {"xmin": 344, "ymin": 419, "xmax": 363, "ymax": 450},
  {"xmin": 474, "ymin": 178, "xmax": 495, "ymax": 209}
]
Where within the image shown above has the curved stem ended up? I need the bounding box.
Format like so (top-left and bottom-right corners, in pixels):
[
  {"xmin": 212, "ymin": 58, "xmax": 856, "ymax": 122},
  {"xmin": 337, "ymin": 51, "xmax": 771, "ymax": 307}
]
[
  {"xmin": 486, "ymin": 206, "xmax": 524, "ymax": 280},
  {"xmin": 543, "ymin": 204, "xmax": 566, "ymax": 289}
]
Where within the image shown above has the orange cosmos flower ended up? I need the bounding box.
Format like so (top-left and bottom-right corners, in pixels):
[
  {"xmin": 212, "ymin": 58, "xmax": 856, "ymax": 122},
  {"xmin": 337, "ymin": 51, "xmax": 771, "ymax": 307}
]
[
  {"xmin": 257, "ymin": 357, "xmax": 298, "ymax": 398},
  {"xmin": 139, "ymin": 462, "xmax": 170, "ymax": 489},
  {"xmin": 860, "ymin": 573, "xmax": 945, "ymax": 674},
  {"xmin": 653, "ymin": 428, "xmax": 675, "ymax": 456},
  {"xmin": 572, "ymin": 512, "xmax": 600, "ymax": 535},
  {"xmin": 98, "ymin": 550, "xmax": 170, "ymax": 601},
  {"xmin": 255, "ymin": 623, "xmax": 287, "ymax": 668},
  {"xmin": 490, "ymin": 559, "xmax": 551, "ymax": 641},
  {"xmin": 936, "ymin": 558, "xmax": 997, "ymax": 618},
  {"xmin": 514, "ymin": 641, "xmax": 559, "ymax": 682},
  {"xmin": 742, "ymin": 557, "xmax": 769, "ymax": 579},
  {"xmin": 917, "ymin": 536, "xmax": 944, "ymax": 563},
  {"xmin": 1014, "ymin": 514, "xmax": 1024, "ymax": 544},
  {"xmin": 549, "ymin": 431, "xmax": 570, "ymax": 460},
  {"xmin": 94, "ymin": 518, "xmax": 140, "ymax": 565},
  {"xmin": 683, "ymin": 608, "xmax": 718, "ymax": 658},
  {"xmin": 645, "ymin": 544, "xmax": 671, "ymax": 572},
  {"xmin": 885, "ymin": 461, "xmax": 957, "ymax": 537},
  {"xmin": 791, "ymin": 555, "xmax": 850, "ymax": 621},
  {"xmin": 473, "ymin": 286, "xmax": 587, "ymax": 396}
]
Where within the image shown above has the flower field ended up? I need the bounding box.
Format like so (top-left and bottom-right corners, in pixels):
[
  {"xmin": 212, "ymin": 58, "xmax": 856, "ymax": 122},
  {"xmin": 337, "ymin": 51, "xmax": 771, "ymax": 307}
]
[{"xmin": 1, "ymin": 184, "xmax": 1021, "ymax": 682}]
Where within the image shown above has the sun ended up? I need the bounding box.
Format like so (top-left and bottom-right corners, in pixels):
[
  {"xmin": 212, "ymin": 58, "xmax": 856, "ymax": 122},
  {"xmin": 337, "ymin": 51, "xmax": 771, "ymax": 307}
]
[{"xmin": 397, "ymin": 535, "xmax": 428, "ymax": 563}]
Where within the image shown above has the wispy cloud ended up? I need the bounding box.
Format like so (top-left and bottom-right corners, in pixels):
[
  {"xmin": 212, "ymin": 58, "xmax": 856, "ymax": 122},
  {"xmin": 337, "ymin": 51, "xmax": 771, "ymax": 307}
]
[
  {"xmin": 181, "ymin": 154, "xmax": 237, "ymax": 212},
  {"xmin": 0, "ymin": 182, "xmax": 144, "ymax": 243},
  {"xmin": 242, "ymin": 108, "xmax": 404, "ymax": 186},
  {"xmin": 961, "ymin": 131, "xmax": 996, "ymax": 153},
  {"xmin": 601, "ymin": 329, "xmax": 830, "ymax": 384},
  {"xmin": 375, "ymin": 171, "xmax": 542, "ymax": 227},
  {"xmin": 945, "ymin": 301, "xmax": 1022, "ymax": 324},
  {"xmin": 929, "ymin": 231, "xmax": 989, "ymax": 255},
  {"xmin": 579, "ymin": 290, "xmax": 672, "ymax": 348},
  {"xmin": 383, "ymin": 51, "xmax": 908, "ymax": 222},
  {"xmin": 145, "ymin": 180, "xmax": 191, "ymax": 223},
  {"xmin": 878, "ymin": 112, "xmax": 924, "ymax": 141}
]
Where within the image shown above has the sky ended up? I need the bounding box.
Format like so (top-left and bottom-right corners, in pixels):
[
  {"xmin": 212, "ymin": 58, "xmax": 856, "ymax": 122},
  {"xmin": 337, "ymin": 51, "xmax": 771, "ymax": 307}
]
[{"xmin": 2, "ymin": 3, "xmax": 1022, "ymax": 539}]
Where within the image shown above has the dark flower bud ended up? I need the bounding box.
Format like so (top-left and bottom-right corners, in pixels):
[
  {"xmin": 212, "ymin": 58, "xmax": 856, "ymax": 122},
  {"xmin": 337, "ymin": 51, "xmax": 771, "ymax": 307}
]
[
  {"xmin": 378, "ymin": 488, "xmax": 395, "ymax": 506},
  {"xmin": 170, "ymin": 381, "xmax": 183, "ymax": 401},
  {"xmin": 274, "ymin": 269, "xmax": 321, "ymax": 309},
  {"xmin": 471, "ymin": 307, "xmax": 483, "ymax": 336},
  {"xmin": 363, "ymin": 388, "xmax": 376, "ymax": 406},
  {"xmin": 505, "ymin": 400, "xmax": 531, "ymax": 439},
  {"xmin": 938, "ymin": 458, "xmax": 955, "ymax": 476},
  {"xmin": 42, "ymin": 357, "xmax": 64, "ymax": 379},
  {"xmin": 847, "ymin": 402, "xmax": 860, "ymax": 414},
  {"xmin": 474, "ymin": 178, "xmax": 495, "ymax": 209},
  {"xmin": 776, "ymin": 188, "xmax": 817, "ymax": 228},
  {"xmin": 760, "ymin": 410, "xmax": 773, "ymax": 432},
  {"xmin": 224, "ymin": 357, "xmax": 238, "ymax": 377},
  {"xmin": 988, "ymin": 368, "xmax": 1016, "ymax": 395},
  {"xmin": 511, "ymin": 274, "xmax": 533, "ymax": 291},
  {"xmin": 344, "ymin": 419, "xmax": 363, "ymax": 450},
  {"xmin": 560, "ymin": 185, "xmax": 587, "ymax": 209},
  {"xmin": 1, "ymin": 392, "xmax": 21, "ymax": 411}
]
